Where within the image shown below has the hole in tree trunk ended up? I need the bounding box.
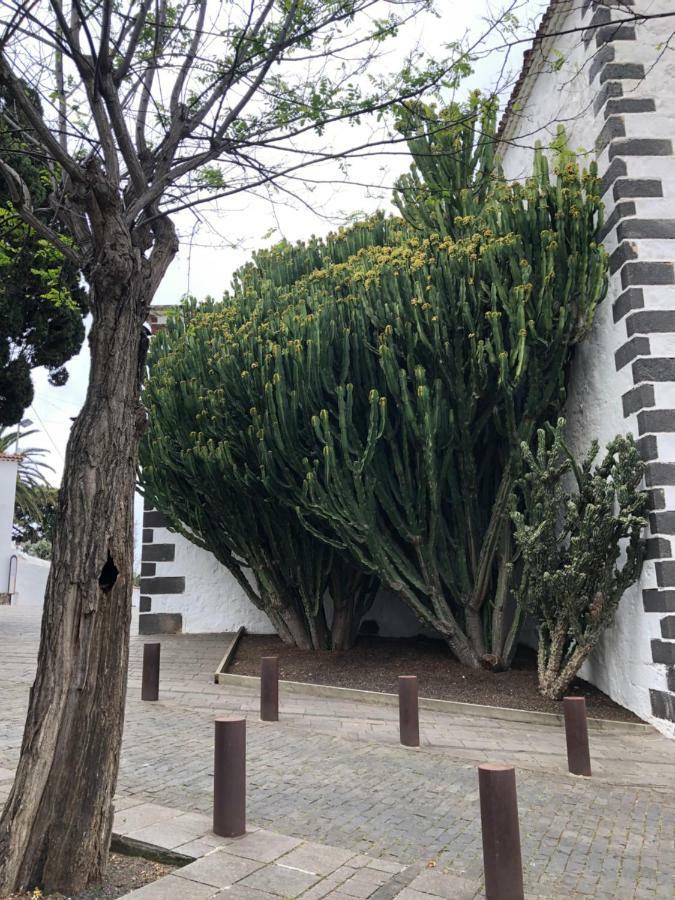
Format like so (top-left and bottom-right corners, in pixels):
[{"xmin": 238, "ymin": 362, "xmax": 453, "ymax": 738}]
[{"xmin": 99, "ymin": 552, "xmax": 119, "ymax": 592}]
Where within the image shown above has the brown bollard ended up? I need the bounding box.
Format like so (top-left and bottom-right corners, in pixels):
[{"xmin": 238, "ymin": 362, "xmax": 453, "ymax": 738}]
[
  {"xmin": 260, "ymin": 656, "xmax": 279, "ymax": 721},
  {"xmin": 141, "ymin": 642, "xmax": 160, "ymax": 701},
  {"xmin": 213, "ymin": 717, "xmax": 246, "ymax": 837},
  {"xmin": 478, "ymin": 764, "xmax": 524, "ymax": 900},
  {"xmin": 398, "ymin": 675, "xmax": 420, "ymax": 747},
  {"xmin": 563, "ymin": 696, "xmax": 592, "ymax": 777}
]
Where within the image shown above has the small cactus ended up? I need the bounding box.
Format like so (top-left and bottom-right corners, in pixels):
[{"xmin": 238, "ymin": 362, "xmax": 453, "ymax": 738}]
[{"xmin": 510, "ymin": 419, "xmax": 647, "ymax": 699}]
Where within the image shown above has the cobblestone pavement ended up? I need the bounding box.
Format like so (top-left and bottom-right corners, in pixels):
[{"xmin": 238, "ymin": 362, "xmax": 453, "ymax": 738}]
[
  {"xmin": 1, "ymin": 604, "xmax": 674, "ymax": 898},
  {"xmin": 112, "ymin": 800, "xmax": 431, "ymax": 899}
]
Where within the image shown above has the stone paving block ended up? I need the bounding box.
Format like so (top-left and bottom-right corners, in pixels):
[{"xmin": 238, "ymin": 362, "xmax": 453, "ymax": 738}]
[
  {"xmin": 349, "ymin": 867, "xmax": 391, "ymax": 884},
  {"xmin": 175, "ymin": 849, "xmax": 263, "ymax": 888},
  {"xmin": 299, "ymin": 866, "xmax": 363, "ymax": 900},
  {"xmin": 174, "ymin": 838, "xmax": 223, "ymax": 859},
  {"xmin": 406, "ymin": 869, "xmax": 481, "ymax": 899},
  {"xmin": 173, "ymin": 824, "xmax": 263, "ymax": 857},
  {"xmin": 126, "ymin": 817, "xmax": 212, "ymax": 850},
  {"xmin": 213, "ymin": 887, "xmax": 275, "ymax": 899},
  {"xmin": 223, "ymin": 828, "xmax": 303, "ymax": 863},
  {"xmin": 238, "ymin": 861, "xmax": 321, "ymax": 896},
  {"xmin": 113, "ymin": 795, "xmax": 147, "ymax": 812},
  {"xmin": 349, "ymin": 855, "xmax": 374, "ymax": 868},
  {"xmin": 113, "ymin": 801, "xmax": 182, "ymax": 835},
  {"xmin": 366, "ymin": 859, "xmax": 405, "ymax": 875},
  {"xmin": 119, "ymin": 873, "xmax": 216, "ymax": 899},
  {"xmin": 337, "ymin": 868, "xmax": 389, "ymax": 898},
  {"xmin": 277, "ymin": 841, "xmax": 357, "ymax": 875},
  {"xmin": 299, "ymin": 875, "xmax": 351, "ymax": 900},
  {"xmin": 392, "ymin": 891, "xmax": 435, "ymax": 900},
  {"xmin": 173, "ymin": 810, "xmax": 214, "ymax": 831}
]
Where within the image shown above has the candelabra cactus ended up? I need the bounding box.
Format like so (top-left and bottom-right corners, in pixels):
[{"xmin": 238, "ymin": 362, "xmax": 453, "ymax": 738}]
[
  {"xmin": 240, "ymin": 100, "xmax": 606, "ymax": 667},
  {"xmin": 142, "ymin": 95, "xmax": 608, "ymax": 667},
  {"xmin": 140, "ymin": 301, "xmax": 378, "ymax": 650}
]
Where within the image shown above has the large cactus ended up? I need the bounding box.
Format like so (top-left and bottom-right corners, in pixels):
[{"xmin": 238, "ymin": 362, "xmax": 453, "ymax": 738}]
[
  {"xmin": 140, "ymin": 301, "xmax": 378, "ymax": 650},
  {"xmin": 143, "ymin": 96, "xmax": 607, "ymax": 666},
  {"xmin": 227, "ymin": 96, "xmax": 607, "ymax": 667}
]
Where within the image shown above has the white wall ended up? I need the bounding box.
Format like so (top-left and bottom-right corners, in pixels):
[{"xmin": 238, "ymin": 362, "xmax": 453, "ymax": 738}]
[
  {"xmin": 0, "ymin": 457, "xmax": 19, "ymax": 596},
  {"xmin": 12, "ymin": 550, "xmax": 50, "ymax": 607},
  {"xmin": 500, "ymin": 1, "xmax": 675, "ymax": 737},
  {"xmin": 146, "ymin": 527, "xmax": 435, "ymax": 638},
  {"xmin": 147, "ymin": 526, "xmax": 276, "ymax": 633},
  {"xmin": 363, "ymin": 588, "xmax": 436, "ymax": 638}
]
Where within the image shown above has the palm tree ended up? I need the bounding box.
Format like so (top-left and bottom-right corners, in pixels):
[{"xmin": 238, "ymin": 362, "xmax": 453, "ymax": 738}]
[{"xmin": 0, "ymin": 426, "xmax": 54, "ymax": 522}]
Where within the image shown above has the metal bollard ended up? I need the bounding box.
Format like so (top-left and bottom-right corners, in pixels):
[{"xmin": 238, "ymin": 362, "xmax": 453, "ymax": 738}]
[
  {"xmin": 563, "ymin": 696, "xmax": 592, "ymax": 777},
  {"xmin": 478, "ymin": 763, "xmax": 524, "ymax": 900},
  {"xmin": 141, "ymin": 642, "xmax": 160, "ymax": 701},
  {"xmin": 260, "ymin": 656, "xmax": 279, "ymax": 721},
  {"xmin": 398, "ymin": 675, "xmax": 420, "ymax": 747},
  {"xmin": 213, "ymin": 717, "xmax": 246, "ymax": 837}
]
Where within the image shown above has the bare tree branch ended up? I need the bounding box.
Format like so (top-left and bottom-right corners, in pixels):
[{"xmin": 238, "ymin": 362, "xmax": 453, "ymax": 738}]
[{"xmin": 0, "ymin": 49, "xmax": 82, "ymax": 179}]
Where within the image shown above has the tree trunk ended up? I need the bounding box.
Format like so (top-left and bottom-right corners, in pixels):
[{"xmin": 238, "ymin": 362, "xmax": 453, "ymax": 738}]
[
  {"xmin": 465, "ymin": 607, "xmax": 486, "ymax": 661},
  {"xmin": 541, "ymin": 642, "xmax": 594, "ymax": 701},
  {"xmin": 538, "ymin": 619, "xmax": 570, "ymax": 700},
  {"xmin": 329, "ymin": 562, "xmax": 378, "ymax": 651},
  {"xmin": 488, "ymin": 521, "xmax": 517, "ymax": 671},
  {"xmin": 308, "ymin": 603, "xmax": 330, "ymax": 650},
  {"xmin": 265, "ymin": 593, "xmax": 315, "ymax": 649},
  {"xmin": 331, "ymin": 598, "xmax": 359, "ymax": 651},
  {"xmin": 0, "ymin": 200, "xmax": 177, "ymax": 894},
  {"xmin": 264, "ymin": 606, "xmax": 300, "ymax": 646}
]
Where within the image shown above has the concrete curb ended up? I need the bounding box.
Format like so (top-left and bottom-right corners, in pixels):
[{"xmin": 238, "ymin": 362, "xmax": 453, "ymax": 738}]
[
  {"xmin": 213, "ymin": 626, "xmax": 245, "ymax": 684},
  {"xmin": 215, "ymin": 672, "xmax": 651, "ymax": 733}
]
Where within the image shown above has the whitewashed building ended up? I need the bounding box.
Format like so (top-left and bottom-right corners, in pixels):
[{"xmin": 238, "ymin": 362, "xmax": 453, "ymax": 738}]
[{"xmin": 139, "ymin": 0, "xmax": 675, "ymax": 737}]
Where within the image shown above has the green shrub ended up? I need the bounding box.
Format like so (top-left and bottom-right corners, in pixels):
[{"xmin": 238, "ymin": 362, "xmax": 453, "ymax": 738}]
[{"xmin": 23, "ymin": 538, "xmax": 52, "ymax": 560}]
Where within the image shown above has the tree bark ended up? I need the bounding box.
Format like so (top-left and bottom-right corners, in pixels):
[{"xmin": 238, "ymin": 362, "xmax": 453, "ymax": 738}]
[
  {"xmin": 0, "ymin": 196, "xmax": 177, "ymax": 894},
  {"xmin": 487, "ymin": 521, "xmax": 517, "ymax": 671},
  {"xmin": 439, "ymin": 625, "xmax": 483, "ymax": 669},
  {"xmin": 308, "ymin": 603, "xmax": 330, "ymax": 651},
  {"xmin": 538, "ymin": 619, "xmax": 570, "ymax": 700},
  {"xmin": 329, "ymin": 561, "xmax": 378, "ymax": 651},
  {"xmin": 330, "ymin": 597, "xmax": 359, "ymax": 651},
  {"xmin": 261, "ymin": 590, "xmax": 315, "ymax": 649}
]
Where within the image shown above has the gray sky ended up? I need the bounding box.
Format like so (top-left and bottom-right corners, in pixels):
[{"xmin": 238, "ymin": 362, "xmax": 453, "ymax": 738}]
[{"xmin": 21, "ymin": 1, "xmax": 546, "ymax": 494}]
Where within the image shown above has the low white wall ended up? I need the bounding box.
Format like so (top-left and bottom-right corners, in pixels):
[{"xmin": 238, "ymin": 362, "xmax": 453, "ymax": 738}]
[
  {"xmin": 0, "ymin": 457, "xmax": 19, "ymax": 596},
  {"xmin": 12, "ymin": 550, "xmax": 50, "ymax": 607},
  {"xmin": 12, "ymin": 554, "xmax": 140, "ymax": 613}
]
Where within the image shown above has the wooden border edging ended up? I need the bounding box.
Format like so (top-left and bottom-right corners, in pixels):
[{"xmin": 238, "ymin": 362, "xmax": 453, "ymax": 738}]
[
  {"xmin": 215, "ymin": 672, "xmax": 651, "ymax": 733},
  {"xmin": 111, "ymin": 833, "xmax": 195, "ymax": 866},
  {"xmin": 213, "ymin": 626, "xmax": 245, "ymax": 684}
]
